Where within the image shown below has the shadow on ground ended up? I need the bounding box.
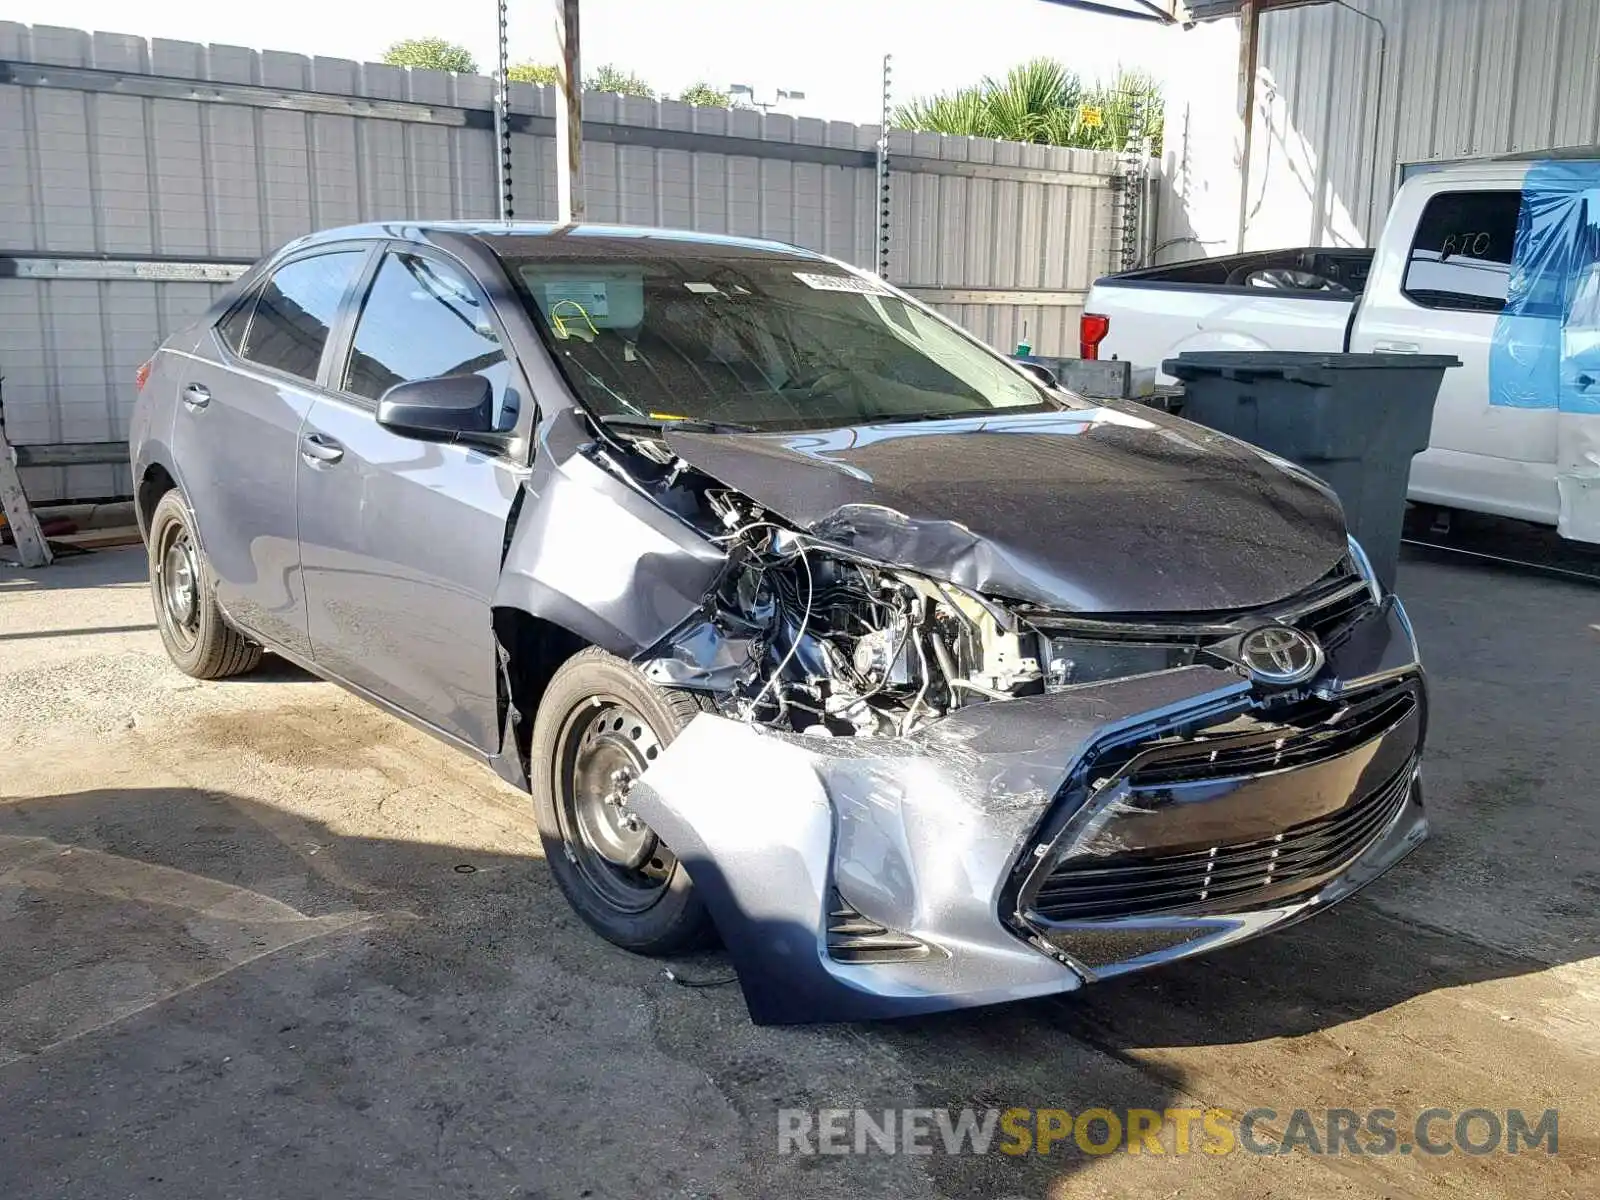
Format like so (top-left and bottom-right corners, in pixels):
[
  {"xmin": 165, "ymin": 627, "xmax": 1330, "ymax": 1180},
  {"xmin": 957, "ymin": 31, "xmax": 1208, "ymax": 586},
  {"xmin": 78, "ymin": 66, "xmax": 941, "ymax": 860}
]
[{"xmin": 2, "ymin": 770, "xmax": 1592, "ymax": 1200}]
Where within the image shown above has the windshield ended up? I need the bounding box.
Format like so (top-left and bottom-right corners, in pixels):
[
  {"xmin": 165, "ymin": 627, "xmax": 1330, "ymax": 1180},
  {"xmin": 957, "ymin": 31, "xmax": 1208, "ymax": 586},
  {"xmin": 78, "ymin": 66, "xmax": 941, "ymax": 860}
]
[{"xmin": 506, "ymin": 253, "xmax": 1054, "ymax": 430}]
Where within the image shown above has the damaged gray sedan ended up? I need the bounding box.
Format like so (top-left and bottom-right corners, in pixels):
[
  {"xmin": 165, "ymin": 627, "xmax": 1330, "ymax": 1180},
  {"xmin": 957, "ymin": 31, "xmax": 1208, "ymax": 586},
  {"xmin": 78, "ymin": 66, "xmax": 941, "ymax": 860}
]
[{"xmin": 131, "ymin": 223, "xmax": 1427, "ymax": 1024}]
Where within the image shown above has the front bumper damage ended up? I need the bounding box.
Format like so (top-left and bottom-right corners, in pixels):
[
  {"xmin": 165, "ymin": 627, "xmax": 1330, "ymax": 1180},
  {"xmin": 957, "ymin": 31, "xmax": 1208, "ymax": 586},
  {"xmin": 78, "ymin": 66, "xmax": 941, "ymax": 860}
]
[{"xmin": 629, "ymin": 595, "xmax": 1427, "ymax": 1025}]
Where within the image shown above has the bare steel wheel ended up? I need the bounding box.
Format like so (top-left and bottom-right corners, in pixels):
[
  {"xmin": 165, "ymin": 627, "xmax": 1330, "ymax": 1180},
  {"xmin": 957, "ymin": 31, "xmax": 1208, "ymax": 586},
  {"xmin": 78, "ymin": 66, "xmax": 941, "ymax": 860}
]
[
  {"xmin": 146, "ymin": 490, "xmax": 262, "ymax": 679},
  {"xmin": 557, "ymin": 698, "xmax": 676, "ymax": 914},
  {"xmin": 157, "ymin": 521, "xmax": 202, "ymax": 653},
  {"xmin": 530, "ymin": 648, "xmax": 716, "ymax": 954}
]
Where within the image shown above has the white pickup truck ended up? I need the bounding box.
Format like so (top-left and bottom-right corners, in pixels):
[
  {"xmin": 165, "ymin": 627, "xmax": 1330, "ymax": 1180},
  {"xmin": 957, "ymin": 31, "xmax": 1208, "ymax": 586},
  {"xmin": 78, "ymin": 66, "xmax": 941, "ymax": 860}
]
[{"xmin": 1083, "ymin": 159, "xmax": 1600, "ymax": 544}]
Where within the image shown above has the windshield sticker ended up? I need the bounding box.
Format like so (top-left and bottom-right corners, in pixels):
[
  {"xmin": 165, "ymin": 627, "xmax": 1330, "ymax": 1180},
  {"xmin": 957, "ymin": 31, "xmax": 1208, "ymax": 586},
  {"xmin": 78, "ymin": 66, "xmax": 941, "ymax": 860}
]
[
  {"xmin": 793, "ymin": 271, "xmax": 893, "ymax": 295},
  {"xmin": 544, "ymin": 281, "xmax": 610, "ymax": 318},
  {"xmin": 684, "ymin": 282, "xmax": 721, "ymax": 294}
]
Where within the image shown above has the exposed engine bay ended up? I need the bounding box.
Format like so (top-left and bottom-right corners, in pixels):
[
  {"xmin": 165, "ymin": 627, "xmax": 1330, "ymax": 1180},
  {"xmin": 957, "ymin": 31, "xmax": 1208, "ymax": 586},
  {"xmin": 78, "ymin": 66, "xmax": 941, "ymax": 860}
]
[
  {"xmin": 698, "ymin": 488, "xmax": 1051, "ymax": 736},
  {"xmin": 610, "ymin": 432, "xmax": 1207, "ymax": 740}
]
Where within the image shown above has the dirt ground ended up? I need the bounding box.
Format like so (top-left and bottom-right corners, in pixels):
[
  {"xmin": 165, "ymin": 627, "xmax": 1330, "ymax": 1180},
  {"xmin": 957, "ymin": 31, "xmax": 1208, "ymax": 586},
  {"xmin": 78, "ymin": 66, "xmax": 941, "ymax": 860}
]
[{"xmin": 2, "ymin": 544, "xmax": 1596, "ymax": 1199}]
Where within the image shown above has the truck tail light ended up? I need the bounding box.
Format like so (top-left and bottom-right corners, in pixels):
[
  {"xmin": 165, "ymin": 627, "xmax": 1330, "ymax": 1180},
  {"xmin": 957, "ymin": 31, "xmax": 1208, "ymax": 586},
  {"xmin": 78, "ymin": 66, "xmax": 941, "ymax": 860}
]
[
  {"xmin": 135, "ymin": 357, "xmax": 153, "ymax": 392},
  {"xmin": 1079, "ymin": 313, "xmax": 1110, "ymax": 361}
]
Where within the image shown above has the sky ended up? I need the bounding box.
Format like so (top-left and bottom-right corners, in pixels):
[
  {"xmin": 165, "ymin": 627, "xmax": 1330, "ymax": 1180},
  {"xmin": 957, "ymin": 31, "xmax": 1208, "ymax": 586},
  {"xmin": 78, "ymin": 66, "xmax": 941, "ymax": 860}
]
[{"xmin": 10, "ymin": 0, "xmax": 1180, "ymax": 124}]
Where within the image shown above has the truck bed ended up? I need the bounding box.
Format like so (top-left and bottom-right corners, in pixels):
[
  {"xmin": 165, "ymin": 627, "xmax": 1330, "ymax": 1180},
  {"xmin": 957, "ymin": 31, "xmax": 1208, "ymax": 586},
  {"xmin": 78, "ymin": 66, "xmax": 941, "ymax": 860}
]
[
  {"xmin": 1108, "ymin": 247, "xmax": 1375, "ymax": 294},
  {"xmin": 1086, "ymin": 248, "xmax": 1377, "ymax": 379}
]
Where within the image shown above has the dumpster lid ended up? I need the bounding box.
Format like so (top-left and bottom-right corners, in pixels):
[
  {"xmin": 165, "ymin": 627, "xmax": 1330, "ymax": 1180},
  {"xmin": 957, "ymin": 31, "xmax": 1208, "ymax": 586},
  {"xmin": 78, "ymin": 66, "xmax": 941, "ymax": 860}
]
[{"xmin": 1163, "ymin": 351, "xmax": 1461, "ymax": 386}]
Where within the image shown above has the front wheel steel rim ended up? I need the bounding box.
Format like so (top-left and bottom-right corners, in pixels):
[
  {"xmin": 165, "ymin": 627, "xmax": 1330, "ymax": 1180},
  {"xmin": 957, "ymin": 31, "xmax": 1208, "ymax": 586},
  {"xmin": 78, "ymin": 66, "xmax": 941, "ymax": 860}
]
[
  {"xmin": 157, "ymin": 522, "xmax": 201, "ymax": 650},
  {"xmin": 555, "ymin": 696, "xmax": 676, "ymax": 914}
]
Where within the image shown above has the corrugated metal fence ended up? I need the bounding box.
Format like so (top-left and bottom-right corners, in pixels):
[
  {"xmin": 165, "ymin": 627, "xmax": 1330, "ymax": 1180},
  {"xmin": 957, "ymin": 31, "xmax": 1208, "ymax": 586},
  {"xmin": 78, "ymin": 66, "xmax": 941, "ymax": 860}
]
[{"xmin": 0, "ymin": 22, "xmax": 1126, "ymax": 502}]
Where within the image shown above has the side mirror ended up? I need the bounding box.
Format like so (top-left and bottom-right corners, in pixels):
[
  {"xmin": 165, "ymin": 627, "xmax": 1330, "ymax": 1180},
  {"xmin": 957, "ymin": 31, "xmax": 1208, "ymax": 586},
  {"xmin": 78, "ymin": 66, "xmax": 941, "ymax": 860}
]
[
  {"xmin": 376, "ymin": 374, "xmax": 501, "ymax": 448},
  {"xmin": 1014, "ymin": 360, "xmax": 1058, "ymax": 389}
]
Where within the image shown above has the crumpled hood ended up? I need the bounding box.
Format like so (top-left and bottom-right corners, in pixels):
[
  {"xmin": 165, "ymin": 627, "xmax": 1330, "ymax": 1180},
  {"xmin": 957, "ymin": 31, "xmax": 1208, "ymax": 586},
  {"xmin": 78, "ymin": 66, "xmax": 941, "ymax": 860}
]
[{"xmin": 665, "ymin": 407, "xmax": 1348, "ymax": 612}]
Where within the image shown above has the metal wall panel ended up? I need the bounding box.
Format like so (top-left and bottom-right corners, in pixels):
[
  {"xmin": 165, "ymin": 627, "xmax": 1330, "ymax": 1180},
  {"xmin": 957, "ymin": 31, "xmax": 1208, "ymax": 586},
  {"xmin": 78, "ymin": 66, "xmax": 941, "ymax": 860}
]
[
  {"xmin": 1160, "ymin": 0, "xmax": 1600, "ymax": 257},
  {"xmin": 0, "ymin": 22, "xmax": 1122, "ymax": 502}
]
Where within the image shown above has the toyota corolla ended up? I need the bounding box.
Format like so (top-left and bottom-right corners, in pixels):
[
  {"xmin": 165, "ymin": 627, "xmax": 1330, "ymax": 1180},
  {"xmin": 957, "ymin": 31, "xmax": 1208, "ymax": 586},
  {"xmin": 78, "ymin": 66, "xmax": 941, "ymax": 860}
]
[{"xmin": 130, "ymin": 223, "xmax": 1427, "ymax": 1024}]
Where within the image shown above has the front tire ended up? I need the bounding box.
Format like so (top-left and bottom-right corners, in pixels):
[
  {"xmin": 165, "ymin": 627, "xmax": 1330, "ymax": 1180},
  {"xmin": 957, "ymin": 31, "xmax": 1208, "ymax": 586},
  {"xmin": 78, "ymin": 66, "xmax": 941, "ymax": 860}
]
[
  {"xmin": 530, "ymin": 647, "xmax": 716, "ymax": 955},
  {"xmin": 147, "ymin": 489, "xmax": 262, "ymax": 680}
]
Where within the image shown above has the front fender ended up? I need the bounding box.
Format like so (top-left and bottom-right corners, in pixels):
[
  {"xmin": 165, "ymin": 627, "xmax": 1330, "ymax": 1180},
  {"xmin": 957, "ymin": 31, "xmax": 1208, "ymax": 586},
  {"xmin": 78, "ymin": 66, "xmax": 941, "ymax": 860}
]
[{"xmin": 492, "ymin": 408, "xmax": 726, "ymax": 658}]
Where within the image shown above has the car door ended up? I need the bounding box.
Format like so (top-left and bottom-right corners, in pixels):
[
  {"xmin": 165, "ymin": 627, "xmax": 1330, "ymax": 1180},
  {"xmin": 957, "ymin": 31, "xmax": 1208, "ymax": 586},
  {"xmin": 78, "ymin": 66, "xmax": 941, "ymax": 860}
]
[
  {"xmin": 295, "ymin": 244, "xmax": 529, "ymax": 752},
  {"xmin": 1349, "ymin": 179, "xmax": 1560, "ymax": 523},
  {"xmin": 171, "ymin": 246, "xmax": 370, "ymax": 657}
]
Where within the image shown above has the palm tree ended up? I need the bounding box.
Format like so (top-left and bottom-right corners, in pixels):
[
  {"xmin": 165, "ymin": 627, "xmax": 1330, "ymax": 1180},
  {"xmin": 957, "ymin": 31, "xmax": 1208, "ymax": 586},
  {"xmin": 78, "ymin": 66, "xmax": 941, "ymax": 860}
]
[{"xmin": 894, "ymin": 60, "xmax": 1161, "ymax": 155}]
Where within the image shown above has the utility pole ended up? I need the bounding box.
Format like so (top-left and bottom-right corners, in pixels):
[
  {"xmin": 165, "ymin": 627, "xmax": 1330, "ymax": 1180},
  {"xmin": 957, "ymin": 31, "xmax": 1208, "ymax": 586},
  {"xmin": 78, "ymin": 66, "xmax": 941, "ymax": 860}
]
[
  {"xmin": 1236, "ymin": 0, "xmax": 1260, "ymax": 252},
  {"xmin": 555, "ymin": 0, "xmax": 584, "ymax": 223}
]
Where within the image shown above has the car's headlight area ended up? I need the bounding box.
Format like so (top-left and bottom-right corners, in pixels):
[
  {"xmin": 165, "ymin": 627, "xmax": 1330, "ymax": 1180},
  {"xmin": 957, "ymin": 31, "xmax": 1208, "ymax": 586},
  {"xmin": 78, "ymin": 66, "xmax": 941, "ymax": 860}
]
[{"xmin": 1038, "ymin": 635, "xmax": 1198, "ymax": 690}]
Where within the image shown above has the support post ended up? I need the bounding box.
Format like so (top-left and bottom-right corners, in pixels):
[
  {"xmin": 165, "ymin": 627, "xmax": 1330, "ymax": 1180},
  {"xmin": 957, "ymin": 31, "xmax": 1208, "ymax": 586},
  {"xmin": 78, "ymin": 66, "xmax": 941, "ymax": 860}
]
[
  {"xmin": 493, "ymin": 0, "xmax": 513, "ymax": 219},
  {"xmin": 555, "ymin": 0, "xmax": 584, "ymax": 223},
  {"xmin": 875, "ymin": 54, "xmax": 892, "ymax": 278},
  {"xmin": 1236, "ymin": 0, "xmax": 1260, "ymax": 253}
]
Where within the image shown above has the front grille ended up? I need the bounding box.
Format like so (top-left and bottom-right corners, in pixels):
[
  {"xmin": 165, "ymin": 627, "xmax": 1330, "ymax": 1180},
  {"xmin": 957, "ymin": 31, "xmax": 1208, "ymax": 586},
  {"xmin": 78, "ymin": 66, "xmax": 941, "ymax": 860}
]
[
  {"xmin": 1026, "ymin": 559, "xmax": 1379, "ymax": 656},
  {"xmin": 1295, "ymin": 579, "xmax": 1376, "ymax": 647},
  {"xmin": 1124, "ymin": 680, "xmax": 1417, "ymax": 788},
  {"xmin": 826, "ymin": 891, "xmax": 936, "ymax": 964},
  {"xmin": 1030, "ymin": 758, "xmax": 1416, "ymax": 922}
]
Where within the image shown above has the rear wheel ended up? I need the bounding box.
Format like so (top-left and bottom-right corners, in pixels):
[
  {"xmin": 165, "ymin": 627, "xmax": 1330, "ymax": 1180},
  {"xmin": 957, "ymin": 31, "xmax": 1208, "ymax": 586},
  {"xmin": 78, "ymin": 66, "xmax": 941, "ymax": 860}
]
[
  {"xmin": 530, "ymin": 648, "xmax": 716, "ymax": 954},
  {"xmin": 147, "ymin": 490, "xmax": 262, "ymax": 679}
]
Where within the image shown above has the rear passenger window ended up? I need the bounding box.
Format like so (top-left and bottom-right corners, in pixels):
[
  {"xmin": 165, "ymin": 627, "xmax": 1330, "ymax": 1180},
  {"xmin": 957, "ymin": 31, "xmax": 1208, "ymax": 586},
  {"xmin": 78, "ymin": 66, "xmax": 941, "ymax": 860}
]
[
  {"xmin": 343, "ymin": 252, "xmax": 516, "ymax": 428},
  {"xmin": 1402, "ymin": 190, "xmax": 1522, "ymax": 313},
  {"xmin": 216, "ymin": 289, "xmax": 258, "ymax": 354},
  {"xmin": 239, "ymin": 250, "xmax": 366, "ymax": 382}
]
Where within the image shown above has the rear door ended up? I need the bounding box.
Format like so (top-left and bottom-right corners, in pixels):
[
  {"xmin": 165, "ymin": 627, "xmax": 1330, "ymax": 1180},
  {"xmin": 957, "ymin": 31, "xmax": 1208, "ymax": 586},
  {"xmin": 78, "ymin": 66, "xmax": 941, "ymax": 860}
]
[
  {"xmin": 1349, "ymin": 173, "xmax": 1560, "ymax": 523},
  {"xmin": 171, "ymin": 246, "xmax": 370, "ymax": 657},
  {"xmin": 295, "ymin": 244, "xmax": 529, "ymax": 751}
]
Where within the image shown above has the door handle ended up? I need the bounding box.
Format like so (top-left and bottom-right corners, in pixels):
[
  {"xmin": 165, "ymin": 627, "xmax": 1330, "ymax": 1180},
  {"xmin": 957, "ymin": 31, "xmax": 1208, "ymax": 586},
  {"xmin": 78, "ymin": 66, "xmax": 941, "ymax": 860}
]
[
  {"xmin": 300, "ymin": 432, "xmax": 345, "ymax": 465},
  {"xmin": 1373, "ymin": 341, "xmax": 1419, "ymax": 354},
  {"xmin": 1579, "ymin": 374, "xmax": 1596, "ymax": 390},
  {"xmin": 182, "ymin": 383, "xmax": 211, "ymax": 410}
]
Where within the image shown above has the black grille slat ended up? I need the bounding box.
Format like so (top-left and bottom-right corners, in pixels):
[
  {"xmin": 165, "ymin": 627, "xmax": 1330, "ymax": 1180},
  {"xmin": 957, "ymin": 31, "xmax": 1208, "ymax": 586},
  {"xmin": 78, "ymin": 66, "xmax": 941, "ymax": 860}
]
[
  {"xmin": 1300, "ymin": 582, "xmax": 1377, "ymax": 646},
  {"xmin": 1034, "ymin": 791, "xmax": 1405, "ymax": 913},
  {"xmin": 1036, "ymin": 799, "xmax": 1398, "ymax": 900},
  {"xmin": 1031, "ymin": 760, "xmax": 1414, "ymax": 922},
  {"xmin": 1036, "ymin": 779, "xmax": 1405, "ymax": 888},
  {"xmin": 826, "ymin": 891, "xmax": 935, "ymax": 963},
  {"xmin": 1126, "ymin": 686, "xmax": 1416, "ymax": 788}
]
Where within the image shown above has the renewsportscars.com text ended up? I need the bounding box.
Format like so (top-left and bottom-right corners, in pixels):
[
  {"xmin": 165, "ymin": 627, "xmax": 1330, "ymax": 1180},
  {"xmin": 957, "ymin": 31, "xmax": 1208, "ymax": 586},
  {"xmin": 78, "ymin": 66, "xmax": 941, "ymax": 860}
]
[{"xmin": 777, "ymin": 1107, "xmax": 1558, "ymax": 1157}]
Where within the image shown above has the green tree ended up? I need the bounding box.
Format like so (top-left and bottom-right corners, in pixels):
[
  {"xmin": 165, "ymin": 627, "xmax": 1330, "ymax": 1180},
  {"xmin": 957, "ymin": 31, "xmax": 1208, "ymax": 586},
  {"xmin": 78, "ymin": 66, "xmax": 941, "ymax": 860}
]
[
  {"xmin": 675, "ymin": 81, "xmax": 733, "ymax": 108},
  {"xmin": 585, "ymin": 63, "xmax": 655, "ymax": 98},
  {"xmin": 506, "ymin": 61, "xmax": 562, "ymax": 85},
  {"xmin": 893, "ymin": 60, "xmax": 1162, "ymax": 154},
  {"xmin": 381, "ymin": 37, "xmax": 477, "ymax": 74}
]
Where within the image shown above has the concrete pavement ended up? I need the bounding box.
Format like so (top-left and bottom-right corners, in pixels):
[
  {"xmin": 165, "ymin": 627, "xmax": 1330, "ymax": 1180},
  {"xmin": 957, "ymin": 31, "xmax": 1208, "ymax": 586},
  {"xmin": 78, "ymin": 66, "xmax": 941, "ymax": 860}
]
[{"xmin": 2, "ymin": 545, "xmax": 1596, "ymax": 1198}]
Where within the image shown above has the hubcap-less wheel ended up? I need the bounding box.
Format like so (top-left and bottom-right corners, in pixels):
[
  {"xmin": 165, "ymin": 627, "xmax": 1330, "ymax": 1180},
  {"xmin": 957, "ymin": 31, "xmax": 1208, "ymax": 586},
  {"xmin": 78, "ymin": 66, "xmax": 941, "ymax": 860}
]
[
  {"xmin": 157, "ymin": 525, "xmax": 201, "ymax": 651},
  {"xmin": 556, "ymin": 697, "xmax": 675, "ymax": 915}
]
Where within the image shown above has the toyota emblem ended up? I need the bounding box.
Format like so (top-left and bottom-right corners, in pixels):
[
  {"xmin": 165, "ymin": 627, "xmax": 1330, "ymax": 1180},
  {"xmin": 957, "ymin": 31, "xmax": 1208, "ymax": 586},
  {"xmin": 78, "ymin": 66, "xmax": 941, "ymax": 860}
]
[{"xmin": 1238, "ymin": 625, "xmax": 1324, "ymax": 685}]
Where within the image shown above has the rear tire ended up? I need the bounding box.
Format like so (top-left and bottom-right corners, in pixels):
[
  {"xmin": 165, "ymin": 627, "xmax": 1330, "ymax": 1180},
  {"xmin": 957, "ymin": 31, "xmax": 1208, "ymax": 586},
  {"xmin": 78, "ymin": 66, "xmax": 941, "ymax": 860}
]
[
  {"xmin": 530, "ymin": 647, "xmax": 717, "ymax": 955},
  {"xmin": 147, "ymin": 489, "xmax": 262, "ymax": 680}
]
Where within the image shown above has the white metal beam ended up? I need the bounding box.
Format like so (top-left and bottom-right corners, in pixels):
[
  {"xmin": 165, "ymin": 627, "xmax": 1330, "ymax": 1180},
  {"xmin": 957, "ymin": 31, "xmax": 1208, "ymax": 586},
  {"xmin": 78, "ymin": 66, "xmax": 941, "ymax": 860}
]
[{"xmin": 1036, "ymin": 0, "xmax": 1192, "ymax": 23}]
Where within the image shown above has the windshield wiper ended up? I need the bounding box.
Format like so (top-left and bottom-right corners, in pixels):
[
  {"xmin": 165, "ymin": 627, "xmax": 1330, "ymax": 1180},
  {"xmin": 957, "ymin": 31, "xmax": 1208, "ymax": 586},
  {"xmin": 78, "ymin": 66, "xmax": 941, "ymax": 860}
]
[{"xmin": 598, "ymin": 413, "xmax": 760, "ymax": 435}]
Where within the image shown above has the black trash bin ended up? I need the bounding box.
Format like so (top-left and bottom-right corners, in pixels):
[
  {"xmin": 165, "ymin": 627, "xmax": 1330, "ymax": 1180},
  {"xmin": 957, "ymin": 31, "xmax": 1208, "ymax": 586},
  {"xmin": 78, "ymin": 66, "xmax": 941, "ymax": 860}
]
[{"xmin": 1161, "ymin": 351, "xmax": 1460, "ymax": 590}]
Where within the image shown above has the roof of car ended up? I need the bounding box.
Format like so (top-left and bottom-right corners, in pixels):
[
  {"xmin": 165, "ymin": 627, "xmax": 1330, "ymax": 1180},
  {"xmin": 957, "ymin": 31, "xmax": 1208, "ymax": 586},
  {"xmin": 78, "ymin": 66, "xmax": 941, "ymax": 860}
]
[{"xmin": 290, "ymin": 221, "xmax": 830, "ymax": 263}]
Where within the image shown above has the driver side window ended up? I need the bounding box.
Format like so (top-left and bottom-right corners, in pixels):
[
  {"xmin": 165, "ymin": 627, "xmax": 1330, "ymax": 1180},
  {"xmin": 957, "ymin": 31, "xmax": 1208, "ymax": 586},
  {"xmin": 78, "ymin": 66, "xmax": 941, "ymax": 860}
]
[{"xmin": 342, "ymin": 251, "xmax": 519, "ymax": 429}]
